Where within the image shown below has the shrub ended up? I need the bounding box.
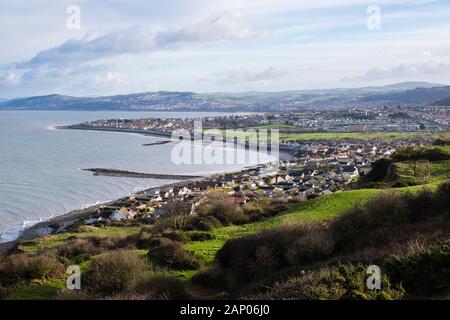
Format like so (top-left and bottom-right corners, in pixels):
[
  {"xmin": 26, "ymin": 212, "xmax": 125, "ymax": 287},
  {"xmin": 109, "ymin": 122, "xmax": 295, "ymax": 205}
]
[
  {"xmin": 84, "ymin": 250, "xmax": 148, "ymax": 296},
  {"xmin": 384, "ymin": 242, "xmax": 450, "ymax": 296},
  {"xmin": 92, "ymin": 235, "xmax": 137, "ymax": 251},
  {"xmin": 192, "ymin": 269, "xmax": 228, "ymax": 290},
  {"xmin": 198, "ymin": 193, "xmax": 248, "ymax": 226},
  {"xmin": 188, "ymin": 231, "xmax": 214, "ymax": 242},
  {"xmin": 147, "ymin": 238, "xmax": 204, "ymax": 270},
  {"xmin": 248, "ymin": 264, "xmax": 405, "ymax": 300},
  {"xmin": 160, "ymin": 200, "xmax": 192, "ymax": 218},
  {"xmin": 0, "ymin": 254, "xmax": 31, "ymax": 283},
  {"xmin": 162, "ymin": 231, "xmax": 191, "ymax": 243},
  {"xmin": 285, "ymin": 228, "xmax": 334, "ymax": 265},
  {"xmin": 133, "ymin": 273, "xmax": 190, "ymax": 300},
  {"xmin": 215, "ymin": 224, "xmax": 334, "ymax": 289},
  {"xmin": 27, "ymin": 253, "xmax": 65, "ymax": 280},
  {"xmin": 57, "ymin": 238, "xmax": 102, "ymax": 262},
  {"xmin": 0, "ymin": 253, "xmax": 64, "ymax": 284},
  {"xmin": 192, "ymin": 216, "xmax": 223, "ymax": 231}
]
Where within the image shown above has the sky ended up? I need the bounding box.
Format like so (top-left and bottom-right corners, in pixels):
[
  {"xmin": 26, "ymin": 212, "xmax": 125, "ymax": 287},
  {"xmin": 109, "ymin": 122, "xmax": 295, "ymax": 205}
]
[{"xmin": 0, "ymin": 0, "xmax": 449, "ymax": 98}]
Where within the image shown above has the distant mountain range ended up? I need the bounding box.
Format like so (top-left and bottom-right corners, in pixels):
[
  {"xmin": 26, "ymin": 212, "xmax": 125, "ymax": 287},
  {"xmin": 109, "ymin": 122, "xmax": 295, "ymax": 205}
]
[{"xmin": 1, "ymin": 82, "xmax": 449, "ymax": 112}]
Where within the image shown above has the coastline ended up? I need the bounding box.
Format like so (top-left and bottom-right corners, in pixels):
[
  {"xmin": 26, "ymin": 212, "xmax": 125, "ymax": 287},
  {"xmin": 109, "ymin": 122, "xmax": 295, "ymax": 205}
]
[
  {"xmin": 0, "ymin": 176, "xmax": 209, "ymax": 257},
  {"xmin": 0, "ymin": 125, "xmax": 294, "ymax": 257}
]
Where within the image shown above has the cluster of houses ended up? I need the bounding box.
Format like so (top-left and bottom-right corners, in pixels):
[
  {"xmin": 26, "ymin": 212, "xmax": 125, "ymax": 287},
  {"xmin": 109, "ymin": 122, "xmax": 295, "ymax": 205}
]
[{"xmin": 85, "ymin": 138, "xmax": 420, "ymax": 224}]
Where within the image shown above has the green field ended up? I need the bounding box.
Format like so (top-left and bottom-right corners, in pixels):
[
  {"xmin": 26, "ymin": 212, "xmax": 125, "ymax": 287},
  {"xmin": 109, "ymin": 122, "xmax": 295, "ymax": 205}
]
[
  {"xmin": 279, "ymin": 131, "xmax": 435, "ymax": 142},
  {"xmin": 210, "ymin": 129, "xmax": 437, "ymax": 143}
]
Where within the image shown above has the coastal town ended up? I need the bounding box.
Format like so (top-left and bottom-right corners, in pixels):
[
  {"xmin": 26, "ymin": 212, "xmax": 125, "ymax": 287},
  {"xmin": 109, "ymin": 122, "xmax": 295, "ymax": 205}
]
[
  {"xmin": 76, "ymin": 105, "xmax": 450, "ymax": 134},
  {"xmin": 78, "ymin": 127, "xmax": 432, "ymax": 226}
]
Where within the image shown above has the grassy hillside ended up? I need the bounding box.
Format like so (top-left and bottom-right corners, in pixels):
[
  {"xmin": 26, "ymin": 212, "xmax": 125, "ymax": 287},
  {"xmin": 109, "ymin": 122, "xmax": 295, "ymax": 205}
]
[{"xmin": 187, "ymin": 189, "xmax": 381, "ymax": 263}]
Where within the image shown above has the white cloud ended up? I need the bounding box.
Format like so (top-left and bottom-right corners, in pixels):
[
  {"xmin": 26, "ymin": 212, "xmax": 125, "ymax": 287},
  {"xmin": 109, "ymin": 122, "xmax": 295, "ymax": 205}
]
[
  {"xmin": 94, "ymin": 72, "xmax": 128, "ymax": 86},
  {"xmin": 210, "ymin": 66, "xmax": 289, "ymax": 85},
  {"xmin": 347, "ymin": 61, "xmax": 450, "ymax": 82},
  {"xmin": 18, "ymin": 9, "xmax": 259, "ymax": 69},
  {"xmin": 3, "ymin": 72, "xmax": 21, "ymax": 86}
]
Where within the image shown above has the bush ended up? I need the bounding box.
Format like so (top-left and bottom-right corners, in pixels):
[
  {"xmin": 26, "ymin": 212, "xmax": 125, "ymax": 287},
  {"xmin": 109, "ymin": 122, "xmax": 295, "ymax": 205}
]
[
  {"xmin": 0, "ymin": 254, "xmax": 31, "ymax": 283},
  {"xmin": 248, "ymin": 264, "xmax": 405, "ymax": 300},
  {"xmin": 0, "ymin": 285, "xmax": 9, "ymax": 299},
  {"xmin": 27, "ymin": 253, "xmax": 65, "ymax": 280},
  {"xmin": 84, "ymin": 250, "xmax": 148, "ymax": 296},
  {"xmin": 331, "ymin": 185, "xmax": 450, "ymax": 253},
  {"xmin": 215, "ymin": 224, "xmax": 334, "ymax": 289},
  {"xmin": 133, "ymin": 273, "xmax": 190, "ymax": 299},
  {"xmin": 384, "ymin": 242, "xmax": 450, "ymax": 296},
  {"xmin": 188, "ymin": 231, "xmax": 214, "ymax": 242},
  {"xmin": 192, "ymin": 269, "xmax": 228, "ymax": 290},
  {"xmin": 0, "ymin": 253, "xmax": 64, "ymax": 284},
  {"xmin": 162, "ymin": 231, "xmax": 191, "ymax": 243},
  {"xmin": 192, "ymin": 216, "xmax": 223, "ymax": 231},
  {"xmin": 147, "ymin": 238, "xmax": 204, "ymax": 270},
  {"xmin": 160, "ymin": 200, "xmax": 192, "ymax": 218},
  {"xmin": 57, "ymin": 238, "xmax": 102, "ymax": 263},
  {"xmin": 198, "ymin": 193, "xmax": 249, "ymax": 226}
]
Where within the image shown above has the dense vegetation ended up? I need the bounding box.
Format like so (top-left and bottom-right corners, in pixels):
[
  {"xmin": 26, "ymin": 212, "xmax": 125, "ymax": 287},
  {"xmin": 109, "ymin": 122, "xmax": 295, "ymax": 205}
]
[{"xmin": 194, "ymin": 183, "xmax": 450, "ymax": 299}]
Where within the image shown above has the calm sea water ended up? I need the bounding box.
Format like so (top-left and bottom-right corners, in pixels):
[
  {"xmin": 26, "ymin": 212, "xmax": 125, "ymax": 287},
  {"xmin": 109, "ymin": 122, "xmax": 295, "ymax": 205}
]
[{"xmin": 0, "ymin": 111, "xmax": 275, "ymax": 242}]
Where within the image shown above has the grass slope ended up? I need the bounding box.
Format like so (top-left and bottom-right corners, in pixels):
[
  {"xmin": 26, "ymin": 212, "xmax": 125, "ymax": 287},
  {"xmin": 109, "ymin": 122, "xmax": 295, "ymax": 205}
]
[
  {"xmin": 5, "ymin": 280, "xmax": 65, "ymax": 300},
  {"xmin": 186, "ymin": 189, "xmax": 382, "ymax": 263}
]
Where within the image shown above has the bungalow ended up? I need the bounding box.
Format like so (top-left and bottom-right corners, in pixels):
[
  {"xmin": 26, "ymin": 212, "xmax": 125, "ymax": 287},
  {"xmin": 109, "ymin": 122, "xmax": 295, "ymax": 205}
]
[{"xmin": 109, "ymin": 208, "xmax": 135, "ymax": 222}]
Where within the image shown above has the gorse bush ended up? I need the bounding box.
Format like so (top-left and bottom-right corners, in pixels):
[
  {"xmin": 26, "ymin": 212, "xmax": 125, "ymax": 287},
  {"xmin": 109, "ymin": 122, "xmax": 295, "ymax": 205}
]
[
  {"xmin": 133, "ymin": 273, "xmax": 190, "ymax": 300},
  {"xmin": 331, "ymin": 183, "xmax": 450, "ymax": 253},
  {"xmin": 198, "ymin": 193, "xmax": 248, "ymax": 226},
  {"xmin": 57, "ymin": 238, "xmax": 102, "ymax": 263},
  {"xmin": 0, "ymin": 253, "xmax": 64, "ymax": 285},
  {"xmin": 84, "ymin": 250, "xmax": 147, "ymax": 296},
  {"xmin": 215, "ymin": 224, "xmax": 334, "ymax": 288},
  {"xmin": 384, "ymin": 242, "xmax": 450, "ymax": 296},
  {"xmin": 248, "ymin": 264, "xmax": 405, "ymax": 300},
  {"xmin": 146, "ymin": 237, "xmax": 204, "ymax": 270}
]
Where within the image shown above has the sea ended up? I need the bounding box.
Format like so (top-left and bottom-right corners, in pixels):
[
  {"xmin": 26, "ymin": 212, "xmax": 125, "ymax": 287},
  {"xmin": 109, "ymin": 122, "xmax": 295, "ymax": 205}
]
[{"xmin": 0, "ymin": 110, "xmax": 277, "ymax": 242}]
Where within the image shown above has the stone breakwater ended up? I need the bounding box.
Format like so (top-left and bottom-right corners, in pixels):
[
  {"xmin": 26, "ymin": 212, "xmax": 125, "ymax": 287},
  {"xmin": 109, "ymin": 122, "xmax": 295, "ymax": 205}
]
[
  {"xmin": 57, "ymin": 124, "xmax": 173, "ymax": 138},
  {"xmin": 83, "ymin": 168, "xmax": 203, "ymax": 180}
]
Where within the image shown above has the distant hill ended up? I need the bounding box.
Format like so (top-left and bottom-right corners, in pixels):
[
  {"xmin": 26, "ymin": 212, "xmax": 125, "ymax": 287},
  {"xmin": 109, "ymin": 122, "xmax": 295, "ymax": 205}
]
[
  {"xmin": 359, "ymin": 86, "xmax": 450, "ymax": 105},
  {"xmin": 1, "ymin": 82, "xmax": 448, "ymax": 112},
  {"xmin": 433, "ymin": 96, "xmax": 450, "ymax": 106}
]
